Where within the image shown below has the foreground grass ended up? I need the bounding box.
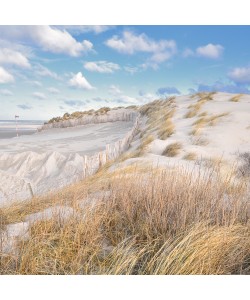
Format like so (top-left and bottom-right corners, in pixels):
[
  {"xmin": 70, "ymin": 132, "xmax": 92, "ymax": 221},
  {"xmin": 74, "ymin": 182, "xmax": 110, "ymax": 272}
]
[{"xmin": 0, "ymin": 164, "xmax": 249, "ymax": 275}]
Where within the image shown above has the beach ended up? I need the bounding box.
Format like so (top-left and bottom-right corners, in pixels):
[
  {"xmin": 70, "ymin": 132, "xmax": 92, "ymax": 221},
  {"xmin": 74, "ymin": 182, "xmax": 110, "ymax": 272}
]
[
  {"xmin": 0, "ymin": 119, "xmax": 135, "ymax": 205},
  {"xmin": 0, "ymin": 120, "xmax": 44, "ymax": 139}
]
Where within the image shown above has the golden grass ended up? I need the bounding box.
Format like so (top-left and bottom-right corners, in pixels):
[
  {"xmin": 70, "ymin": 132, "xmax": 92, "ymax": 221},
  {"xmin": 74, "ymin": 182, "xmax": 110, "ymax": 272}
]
[
  {"xmin": 183, "ymin": 152, "xmax": 197, "ymax": 161},
  {"xmin": 190, "ymin": 92, "xmax": 216, "ymax": 100},
  {"xmin": 189, "ymin": 128, "xmax": 200, "ymax": 136},
  {"xmin": 192, "ymin": 137, "xmax": 209, "ymax": 146},
  {"xmin": 141, "ymin": 99, "xmax": 176, "ymax": 140},
  {"xmin": 230, "ymin": 94, "xmax": 242, "ymax": 102},
  {"xmin": 0, "ymin": 165, "xmax": 249, "ymax": 275},
  {"xmin": 198, "ymin": 111, "xmax": 208, "ymax": 117},
  {"xmin": 162, "ymin": 142, "xmax": 182, "ymax": 157},
  {"xmin": 185, "ymin": 99, "xmax": 207, "ymax": 118},
  {"xmin": 190, "ymin": 112, "xmax": 229, "ymax": 137},
  {"xmin": 202, "ymin": 156, "xmax": 226, "ymax": 170},
  {"xmin": 137, "ymin": 135, "xmax": 154, "ymax": 155},
  {"xmin": 185, "ymin": 92, "xmax": 217, "ymax": 119},
  {"xmin": 158, "ymin": 119, "xmax": 175, "ymax": 140},
  {"xmin": 206, "ymin": 113, "xmax": 229, "ymax": 126}
]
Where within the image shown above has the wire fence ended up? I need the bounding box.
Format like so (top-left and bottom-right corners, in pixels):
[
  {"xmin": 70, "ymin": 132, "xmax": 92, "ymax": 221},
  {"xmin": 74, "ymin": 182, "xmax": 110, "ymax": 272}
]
[{"xmin": 0, "ymin": 114, "xmax": 141, "ymax": 203}]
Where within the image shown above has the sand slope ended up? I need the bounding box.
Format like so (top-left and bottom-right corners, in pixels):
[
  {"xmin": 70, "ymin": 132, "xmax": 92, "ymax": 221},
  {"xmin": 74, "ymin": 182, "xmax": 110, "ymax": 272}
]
[
  {"xmin": 0, "ymin": 120, "xmax": 134, "ymax": 206},
  {"xmin": 114, "ymin": 92, "xmax": 250, "ymax": 175}
]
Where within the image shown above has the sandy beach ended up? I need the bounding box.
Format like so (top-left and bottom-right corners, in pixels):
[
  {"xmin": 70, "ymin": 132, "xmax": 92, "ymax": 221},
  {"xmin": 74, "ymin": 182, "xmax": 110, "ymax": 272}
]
[
  {"xmin": 0, "ymin": 120, "xmax": 135, "ymax": 205},
  {"xmin": 0, "ymin": 120, "xmax": 44, "ymax": 139}
]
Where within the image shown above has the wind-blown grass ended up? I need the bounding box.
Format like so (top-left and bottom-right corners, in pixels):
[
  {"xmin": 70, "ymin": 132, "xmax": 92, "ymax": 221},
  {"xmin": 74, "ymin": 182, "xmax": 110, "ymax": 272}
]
[
  {"xmin": 0, "ymin": 165, "xmax": 249, "ymax": 275},
  {"xmin": 162, "ymin": 142, "xmax": 182, "ymax": 157}
]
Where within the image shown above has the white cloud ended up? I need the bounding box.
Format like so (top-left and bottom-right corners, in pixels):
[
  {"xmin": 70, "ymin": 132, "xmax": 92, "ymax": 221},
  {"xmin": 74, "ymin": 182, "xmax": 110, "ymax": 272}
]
[
  {"xmin": 29, "ymin": 80, "xmax": 43, "ymax": 87},
  {"xmin": 106, "ymin": 31, "xmax": 175, "ymax": 54},
  {"xmin": 35, "ymin": 64, "xmax": 59, "ymax": 79},
  {"xmin": 105, "ymin": 31, "xmax": 176, "ymax": 64},
  {"xmin": 138, "ymin": 91, "xmax": 157, "ymax": 102},
  {"xmin": 0, "ymin": 89, "xmax": 13, "ymax": 96},
  {"xmin": 58, "ymin": 26, "xmax": 114, "ymax": 35},
  {"xmin": 47, "ymin": 87, "xmax": 60, "ymax": 94},
  {"xmin": 124, "ymin": 66, "xmax": 139, "ymax": 74},
  {"xmin": 84, "ymin": 61, "xmax": 120, "ymax": 73},
  {"xmin": 33, "ymin": 92, "xmax": 46, "ymax": 100},
  {"xmin": 228, "ymin": 67, "xmax": 250, "ymax": 84},
  {"xmin": 108, "ymin": 85, "xmax": 122, "ymax": 96},
  {"xmin": 0, "ymin": 26, "xmax": 94, "ymax": 57},
  {"xmin": 0, "ymin": 66, "xmax": 14, "ymax": 83},
  {"xmin": 0, "ymin": 48, "xmax": 30, "ymax": 68},
  {"xmin": 108, "ymin": 86, "xmax": 158, "ymax": 106},
  {"xmin": 196, "ymin": 44, "xmax": 224, "ymax": 59},
  {"xmin": 150, "ymin": 52, "xmax": 172, "ymax": 63},
  {"xmin": 69, "ymin": 72, "xmax": 94, "ymax": 90},
  {"xmin": 182, "ymin": 48, "xmax": 195, "ymax": 58},
  {"xmin": 31, "ymin": 26, "xmax": 93, "ymax": 57}
]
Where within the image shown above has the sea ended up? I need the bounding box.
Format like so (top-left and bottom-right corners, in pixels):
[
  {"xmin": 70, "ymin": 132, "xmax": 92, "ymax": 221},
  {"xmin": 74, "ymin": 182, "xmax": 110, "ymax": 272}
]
[{"xmin": 0, "ymin": 120, "xmax": 45, "ymax": 139}]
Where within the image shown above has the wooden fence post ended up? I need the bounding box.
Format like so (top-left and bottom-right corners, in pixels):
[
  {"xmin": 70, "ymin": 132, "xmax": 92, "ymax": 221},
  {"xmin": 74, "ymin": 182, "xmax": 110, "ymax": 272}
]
[
  {"xmin": 84, "ymin": 155, "xmax": 88, "ymax": 177},
  {"xmin": 27, "ymin": 182, "xmax": 34, "ymax": 198}
]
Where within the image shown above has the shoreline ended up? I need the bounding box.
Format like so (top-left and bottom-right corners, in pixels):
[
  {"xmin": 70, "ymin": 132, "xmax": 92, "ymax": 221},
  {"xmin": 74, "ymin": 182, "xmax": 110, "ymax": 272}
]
[{"xmin": 0, "ymin": 129, "xmax": 38, "ymax": 139}]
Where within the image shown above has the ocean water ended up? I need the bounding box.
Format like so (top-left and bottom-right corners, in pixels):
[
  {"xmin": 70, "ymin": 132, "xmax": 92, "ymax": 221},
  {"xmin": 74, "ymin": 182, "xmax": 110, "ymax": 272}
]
[{"xmin": 0, "ymin": 120, "xmax": 45, "ymax": 139}]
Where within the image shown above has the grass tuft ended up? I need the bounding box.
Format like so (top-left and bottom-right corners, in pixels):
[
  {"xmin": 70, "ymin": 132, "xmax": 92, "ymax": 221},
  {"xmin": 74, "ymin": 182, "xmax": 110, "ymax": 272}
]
[
  {"xmin": 230, "ymin": 94, "xmax": 242, "ymax": 102},
  {"xmin": 162, "ymin": 142, "xmax": 182, "ymax": 157},
  {"xmin": 183, "ymin": 152, "xmax": 197, "ymax": 161},
  {"xmin": 158, "ymin": 119, "xmax": 175, "ymax": 140}
]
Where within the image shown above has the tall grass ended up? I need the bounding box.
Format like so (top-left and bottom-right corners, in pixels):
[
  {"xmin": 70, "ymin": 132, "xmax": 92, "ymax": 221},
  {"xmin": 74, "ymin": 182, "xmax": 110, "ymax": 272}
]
[{"xmin": 1, "ymin": 164, "xmax": 248, "ymax": 275}]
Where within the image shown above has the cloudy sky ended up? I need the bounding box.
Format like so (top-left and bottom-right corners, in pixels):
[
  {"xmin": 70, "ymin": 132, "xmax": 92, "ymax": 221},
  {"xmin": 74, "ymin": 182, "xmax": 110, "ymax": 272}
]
[{"xmin": 0, "ymin": 25, "xmax": 250, "ymax": 120}]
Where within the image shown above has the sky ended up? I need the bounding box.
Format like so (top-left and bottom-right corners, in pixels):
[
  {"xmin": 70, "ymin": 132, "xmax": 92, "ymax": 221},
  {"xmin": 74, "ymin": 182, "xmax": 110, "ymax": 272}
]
[{"xmin": 0, "ymin": 25, "xmax": 250, "ymax": 120}]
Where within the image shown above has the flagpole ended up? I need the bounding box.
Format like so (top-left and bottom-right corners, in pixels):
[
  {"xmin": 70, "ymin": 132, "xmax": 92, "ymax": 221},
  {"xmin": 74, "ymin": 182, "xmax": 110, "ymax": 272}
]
[{"xmin": 15, "ymin": 115, "xmax": 19, "ymax": 137}]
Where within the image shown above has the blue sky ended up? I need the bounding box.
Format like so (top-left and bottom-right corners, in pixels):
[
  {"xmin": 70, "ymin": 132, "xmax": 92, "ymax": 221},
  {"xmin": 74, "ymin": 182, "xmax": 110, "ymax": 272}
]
[{"xmin": 0, "ymin": 25, "xmax": 250, "ymax": 120}]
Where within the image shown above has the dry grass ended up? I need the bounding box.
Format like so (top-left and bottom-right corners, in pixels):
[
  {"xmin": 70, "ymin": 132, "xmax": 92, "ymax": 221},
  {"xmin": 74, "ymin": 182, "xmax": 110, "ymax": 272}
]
[
  {"xmin": 206, "ymin": 113, "xmax": 229, "ymax": 126},
  {"xmin": 190, "ymin": 112, "xmax": 229, "ymax": 137},
  {"xmin": 192, "ymin": 136, "xmax": 209, "ymax": 146},
  {"xmin": 198, "ymin": 111, "xmax": 208, "ymax": 117},
  {"xmin": 0, "ymin": 165, "xmax": 249, "ymax": 275},
  {"xmin": 190, "ymin": 92, "xmax": 216, "ymax": 100},
  {"xmin": 185, "ymin": 92, "xmax": 217, "ymax": 119},
  {"xmin": 158, "ymin": 119, "xmax": 175, "ymax": 140},
  {"xmin": 185, "ymin": 99, "xmax": 207, "ymax": 118},
  {"xmin": 162, "ymin": 142, "xmax": 182, "ymax": 157},
  {"xmin": 140, "ymin": 98, "xmax": 176, "ymax": 136},
  {"xmin": 230, "ymin": 94, "xmax": 242, "ymax": 102},
  {"xmin": 137, "ymin": 135, "xmax": 154, "ymax": 155},
  {"xmin": 189, "ymin": 128, "xmax": 200, "ymax": 136},
  {"xmin": 183, "ymin": 152, "xmax": 197, "ymax": 161},
  {"xmin": 202, "ymin": 156, "xmax": 226, "ymax": 170}
]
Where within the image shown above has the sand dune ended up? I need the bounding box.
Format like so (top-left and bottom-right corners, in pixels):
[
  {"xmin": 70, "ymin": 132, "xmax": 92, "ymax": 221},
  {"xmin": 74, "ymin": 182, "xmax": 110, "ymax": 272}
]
[{"xmin": 0, "ymin": 119, "xmax": 135, "ymax": 205}]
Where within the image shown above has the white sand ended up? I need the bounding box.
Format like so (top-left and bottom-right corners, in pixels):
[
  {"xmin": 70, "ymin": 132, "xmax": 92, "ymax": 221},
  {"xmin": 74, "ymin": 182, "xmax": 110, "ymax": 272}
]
[
  {"xmin": 0, "ymin": 120, "xmax": 134, "ymax": 206},
  {"xmin": 113, "ymin": 92, "xmax": 250, "ymax": 177},
  {"xmin": 1, "ymin": 92, "xmax": 249, "ymax": 206}
]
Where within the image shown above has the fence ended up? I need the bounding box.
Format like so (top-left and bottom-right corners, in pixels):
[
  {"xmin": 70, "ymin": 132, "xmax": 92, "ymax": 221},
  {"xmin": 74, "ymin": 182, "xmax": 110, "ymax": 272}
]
[
  {"xmin": 0, "ymin": 114, "xmax": 141, "ymax": 203},
  {"xmin": 39, "ymin": 111, "xmax": 138, "ymax": 131},
  {"xmin": 83, "ymin": 115, "xmax": 140, "ymax": 177}
]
